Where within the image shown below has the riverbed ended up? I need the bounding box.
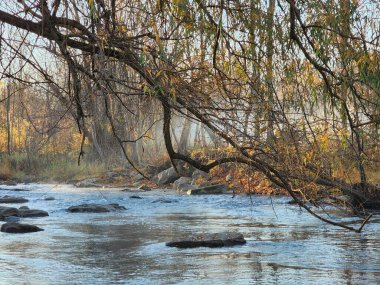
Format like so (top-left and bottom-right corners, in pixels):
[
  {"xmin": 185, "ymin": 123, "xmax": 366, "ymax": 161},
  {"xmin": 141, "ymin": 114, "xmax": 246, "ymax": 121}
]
[{"xmin": 0, "ymin": 184, "xmax": 379, "ymax": 284}]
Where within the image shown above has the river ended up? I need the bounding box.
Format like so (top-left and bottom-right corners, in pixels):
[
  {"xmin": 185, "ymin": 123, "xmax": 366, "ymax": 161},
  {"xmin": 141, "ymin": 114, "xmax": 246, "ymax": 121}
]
[{"xmin": 0, "ymin": 184, "xmax": 379, "ymax": 284}]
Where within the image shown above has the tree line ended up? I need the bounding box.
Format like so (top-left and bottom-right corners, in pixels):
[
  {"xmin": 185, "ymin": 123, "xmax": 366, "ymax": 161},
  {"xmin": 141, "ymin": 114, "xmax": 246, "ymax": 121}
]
[{"xmin": 0, "ymin": 0, "xmax": 379, "ymax": 231}]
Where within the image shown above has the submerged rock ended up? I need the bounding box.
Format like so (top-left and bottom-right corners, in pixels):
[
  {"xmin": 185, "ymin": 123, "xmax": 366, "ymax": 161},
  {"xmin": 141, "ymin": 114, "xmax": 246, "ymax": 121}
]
[
  {"xmin": 0, "ymin": 196, "xmax": 29, "ymax": 203},
  {"xmin": 67, "ymin": 203, "xmax": 126, "ymax": 213},
  {"xmin": 152, "ymin": 198, "xmax": 178, "ymax": 203},
  {"xmin": 1, "ymin": 222, "xmax": 44, "ymax": 234},
  {"xmin": 44, "ymin": 196, "xmax": 55, "ymax": 201},
  {"xmin": 129, "ymin": 195, "xmax": 143, "ymax": 199},
  {"xmin": 4, "ymin": 216, "xmax": 20, "ymax": 223},
  {"xmin": 187, "ymin": 184, "xmax": 229, "ymax": 195},
  {"xmin": 166, "ymin": 232, "xmax": 246, "ymax": 248}
]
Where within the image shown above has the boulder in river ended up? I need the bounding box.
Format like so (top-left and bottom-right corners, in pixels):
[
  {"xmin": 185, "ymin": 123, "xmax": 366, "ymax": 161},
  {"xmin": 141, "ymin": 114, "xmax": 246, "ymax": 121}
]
[
  {"xmin": 44, "ymin": 196, "xmax": 55, "ymax": 201},
  {"xmin": 153, "ymin": 167, "xmax": 180, "ymax": 185},
  {"xmin": 0, "ymin": 195, "xmax": 29, "ymax": 203},
  {"xmin": 0, "ymin": 205, "xmax": 49, "ymax": 219},
  {"xmin": 18, "ymin": 208, "xmax": 49, "ymax": 218},
  {"xmin": 67, "ymin": 203, "xmax": 126, "ymax": 213},
  {"xmin": 187, "ymin": 184, "xmax": 229, "ymax": 195},
  {"xmin": 0, "ymin": 206, "xmax": 19, "ymax": 218},
  {"xmin": 1, "ymin": 222, "xmax": 44, "ymax": 234},
  {"xmin": 166, "ymin": 232, "xmax": 246, "ymax": 248}
]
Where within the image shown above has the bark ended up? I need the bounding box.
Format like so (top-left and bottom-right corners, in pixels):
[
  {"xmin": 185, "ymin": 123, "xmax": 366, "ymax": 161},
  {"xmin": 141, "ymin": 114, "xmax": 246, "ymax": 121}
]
[{"xmin": 6, "ymin": 83, "xmax": 12, "ymax": 156}]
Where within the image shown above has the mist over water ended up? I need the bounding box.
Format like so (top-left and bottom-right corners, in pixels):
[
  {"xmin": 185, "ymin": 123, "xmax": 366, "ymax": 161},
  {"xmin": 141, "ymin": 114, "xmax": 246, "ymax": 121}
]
[{"xmin": 0, "ymin": 184, "xmax": 378, "ymax": 285}]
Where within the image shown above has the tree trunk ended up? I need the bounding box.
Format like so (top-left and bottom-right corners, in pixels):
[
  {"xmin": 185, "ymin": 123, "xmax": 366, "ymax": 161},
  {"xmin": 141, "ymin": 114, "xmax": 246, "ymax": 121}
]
[
  {"xmin": 178, "ymin": 112, "xmax": 191, "ymax": 154},
  {"xmin": 6, "ymin": 83, "xmax": 12, "ymax": 156},
  {"xmin": 266, "ymin": 0, "xmax": 275, "ymax": 143}
]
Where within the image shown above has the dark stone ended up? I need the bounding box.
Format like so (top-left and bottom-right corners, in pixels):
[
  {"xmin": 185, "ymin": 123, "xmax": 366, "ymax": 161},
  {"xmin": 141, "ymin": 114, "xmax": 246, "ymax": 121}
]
[
  {"xmin": 166, "ymin": 232, "xmax": 246, "ymax": 248},
  {"xmin": 0, "ymin": 206, "xmax": 49, "ymax": 220},
  {"xmin": 0, "ymin": 188, "xmax": 29, "ymax": 192},
  {"xmin": 129, "ymin": 195, "xmax": 143, "ymax": 199},
  {"xmin": 187, "ymin": 184, "xmax": 229, "ymax": 195},
  {"xmin": 18, "ymin": 209, "xmax": 49, "ymax": 218},
  {"xmin": 67, "ymin": 203, "xmax": 126, "ymax": 213},
  {"xmin": 152, "ymin": 198, "xmax": 178, "ymax": 203},
  {"xmin": 1, "ymin": 223, "xmax": 44, "ymax": 233},
  {"xmin": 0, "ymin": 206, "xmax": 19, "ymax": 218},
  {"xmin": 0, "ymin": 196, "xmax": 29, "ymax": 203},
  {"xmin": 44, "ymin": 196, "xmax": 55, "ymax": 201}
]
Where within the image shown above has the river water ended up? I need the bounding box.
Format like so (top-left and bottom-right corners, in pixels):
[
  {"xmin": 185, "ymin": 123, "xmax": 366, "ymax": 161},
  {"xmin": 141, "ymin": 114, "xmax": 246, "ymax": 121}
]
[{"xmin": 0, "ymin": 183, "xmax": 378, "ymax": 285}]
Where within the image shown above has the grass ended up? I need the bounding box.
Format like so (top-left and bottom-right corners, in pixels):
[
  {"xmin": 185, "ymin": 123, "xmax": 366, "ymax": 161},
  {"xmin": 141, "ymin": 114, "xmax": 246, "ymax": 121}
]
[{"xmin": 0, "ymin": 153, "xmax": 108, "ymax": 183}]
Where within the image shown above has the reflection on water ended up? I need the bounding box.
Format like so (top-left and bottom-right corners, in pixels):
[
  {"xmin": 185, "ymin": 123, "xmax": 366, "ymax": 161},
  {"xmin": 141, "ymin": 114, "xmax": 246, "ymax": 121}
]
[{"xmin": 0, "ymin": 184, "xmax": 378, "ymax": 284}]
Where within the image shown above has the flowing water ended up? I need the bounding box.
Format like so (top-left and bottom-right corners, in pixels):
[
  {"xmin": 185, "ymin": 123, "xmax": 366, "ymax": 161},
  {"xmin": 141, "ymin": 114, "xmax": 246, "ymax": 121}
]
[{"xmin": 0, "ymin": 184, "xmax": 379, "ymax": 285}]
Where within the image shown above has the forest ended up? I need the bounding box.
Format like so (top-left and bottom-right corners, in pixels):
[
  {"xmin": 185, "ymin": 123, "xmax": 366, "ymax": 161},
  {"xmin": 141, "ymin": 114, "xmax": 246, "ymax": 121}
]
[{"xmin": 0, "ymin": 0, "xmax": 379, "ymax": 233}]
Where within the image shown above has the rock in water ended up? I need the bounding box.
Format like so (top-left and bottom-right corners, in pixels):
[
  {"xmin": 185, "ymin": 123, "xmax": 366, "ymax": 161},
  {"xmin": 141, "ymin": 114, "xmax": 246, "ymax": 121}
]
[
  {"xmin": 0, "ymin": 206, "xmax": 19, "ymax": 218},
  {"xmin": 166, "ymin": 232, "xmax": 246, "ymax": 248},
  {"xmin": 18, "ymin": 208, "xmax": 49, "ymax": 218},
  {"xmin": 67, "ymin": 203, "xmax": 126, "ymax": 213},
  {"xmin": 1, "ymin": 223, "xmax": 44, "ymax": 233},
  {"xmin": 186, "ymin": 184, "xmax": 229, "ymax": 195},
  {"xmin": 129, "ymin": 195, "xmax": 143, "ymax": 199},
  {"xmin": 152, "ymin": 198, "xmax": 178, "ymax": 203},
  {"xmin": 0, "ymin": 196, "xmax": 29, "ymax": 203}
]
